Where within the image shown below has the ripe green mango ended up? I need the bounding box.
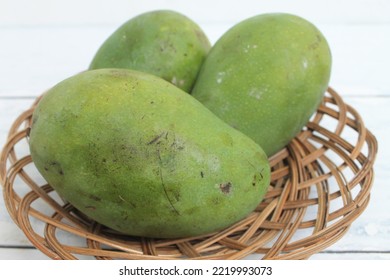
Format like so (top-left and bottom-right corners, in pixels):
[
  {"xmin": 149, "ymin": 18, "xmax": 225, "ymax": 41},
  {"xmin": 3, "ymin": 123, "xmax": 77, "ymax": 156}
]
[
  {"xmin": 89, "ymin": 10, "xmax": 211, "ymax": 92},
  {"xmin": 191, "ymin": 13, "xmax": 332, "ymax": 156},
  {"xmin": 29, "ymin": 69, "xmax": 270, "ymax": 238}
]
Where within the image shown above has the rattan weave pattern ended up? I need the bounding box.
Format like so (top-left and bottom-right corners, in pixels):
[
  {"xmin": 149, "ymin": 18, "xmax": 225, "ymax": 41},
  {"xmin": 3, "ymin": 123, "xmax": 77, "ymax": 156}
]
[{"xmin": 0, "ymin": 87, "xmax": 378, "ymax": 259}]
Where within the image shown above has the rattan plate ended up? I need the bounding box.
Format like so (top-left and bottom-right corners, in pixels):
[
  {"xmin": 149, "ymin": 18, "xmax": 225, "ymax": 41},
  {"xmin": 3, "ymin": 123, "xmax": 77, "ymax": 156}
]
[{"xmin": 0, "ymin": 87, "xmax": 378, "ymax": 259}]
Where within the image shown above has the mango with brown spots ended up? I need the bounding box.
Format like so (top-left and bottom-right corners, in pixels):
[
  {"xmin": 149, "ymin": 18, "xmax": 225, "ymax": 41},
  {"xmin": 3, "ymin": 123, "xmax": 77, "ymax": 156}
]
[{"xmin": 29, "ymin": 69, "xmax": 270, "ymax": 238}]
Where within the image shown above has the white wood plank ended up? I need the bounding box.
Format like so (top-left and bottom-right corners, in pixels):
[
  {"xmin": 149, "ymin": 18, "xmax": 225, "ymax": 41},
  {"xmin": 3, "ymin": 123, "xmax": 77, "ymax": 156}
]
[
  {"xmin": 1, "ymin": 0, "xmax": 389, "ymax": 26},
  {"xmin": 0, "ymin": 26, "xmax": 112, "ymax": 97},
  {"xmin": 243, "ymin": 252, "xmax": 390, "ymax": 260},
  {"xmin": 310, "ymin": 252, "xmax": 390, "ymax": 260},
  {"xmin": 0, "ymin": 248, "xmax": 50, "ymax": 260}
]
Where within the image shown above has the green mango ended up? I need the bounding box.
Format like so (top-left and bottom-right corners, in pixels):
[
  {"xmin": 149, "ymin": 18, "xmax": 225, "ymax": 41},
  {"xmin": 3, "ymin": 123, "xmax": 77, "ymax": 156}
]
[
  {"xmin": 29, "ymin": 69, "xmax": 270, "ymax": 238},
  {"xmin": 89, "ymin": 10, "xmax": 211, "ymax": 92},
  {"xmin": 191, "ymin": 13, "xmax": 332, "ymax": 156}
]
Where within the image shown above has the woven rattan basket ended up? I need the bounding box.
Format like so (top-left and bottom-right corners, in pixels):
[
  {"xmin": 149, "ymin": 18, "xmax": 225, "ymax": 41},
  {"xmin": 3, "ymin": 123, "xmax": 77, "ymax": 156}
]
[{"xmin": 0, "ymin": 87, "xmax": 378, "ymax": 260}]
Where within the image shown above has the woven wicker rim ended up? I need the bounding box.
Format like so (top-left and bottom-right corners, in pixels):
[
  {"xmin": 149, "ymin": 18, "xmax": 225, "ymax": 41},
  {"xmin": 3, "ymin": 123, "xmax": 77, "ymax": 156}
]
[{"xmin": 0, "ymin": 87, "xmax": 378, "ymax": 259}]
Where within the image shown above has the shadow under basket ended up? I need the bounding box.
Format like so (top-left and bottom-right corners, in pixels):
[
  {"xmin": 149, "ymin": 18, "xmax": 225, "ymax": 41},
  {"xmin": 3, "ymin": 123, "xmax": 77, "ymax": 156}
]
[{"xmin": 0, "ymin": 87, "xmax": 378, "ymax": 260}]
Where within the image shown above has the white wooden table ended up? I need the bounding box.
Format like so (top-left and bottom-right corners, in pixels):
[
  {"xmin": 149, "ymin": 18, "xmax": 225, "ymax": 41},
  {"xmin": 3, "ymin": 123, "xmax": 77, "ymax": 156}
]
[{"xmin": 1, "ymin": 0, "xmax": 389, "ymax": 260}]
